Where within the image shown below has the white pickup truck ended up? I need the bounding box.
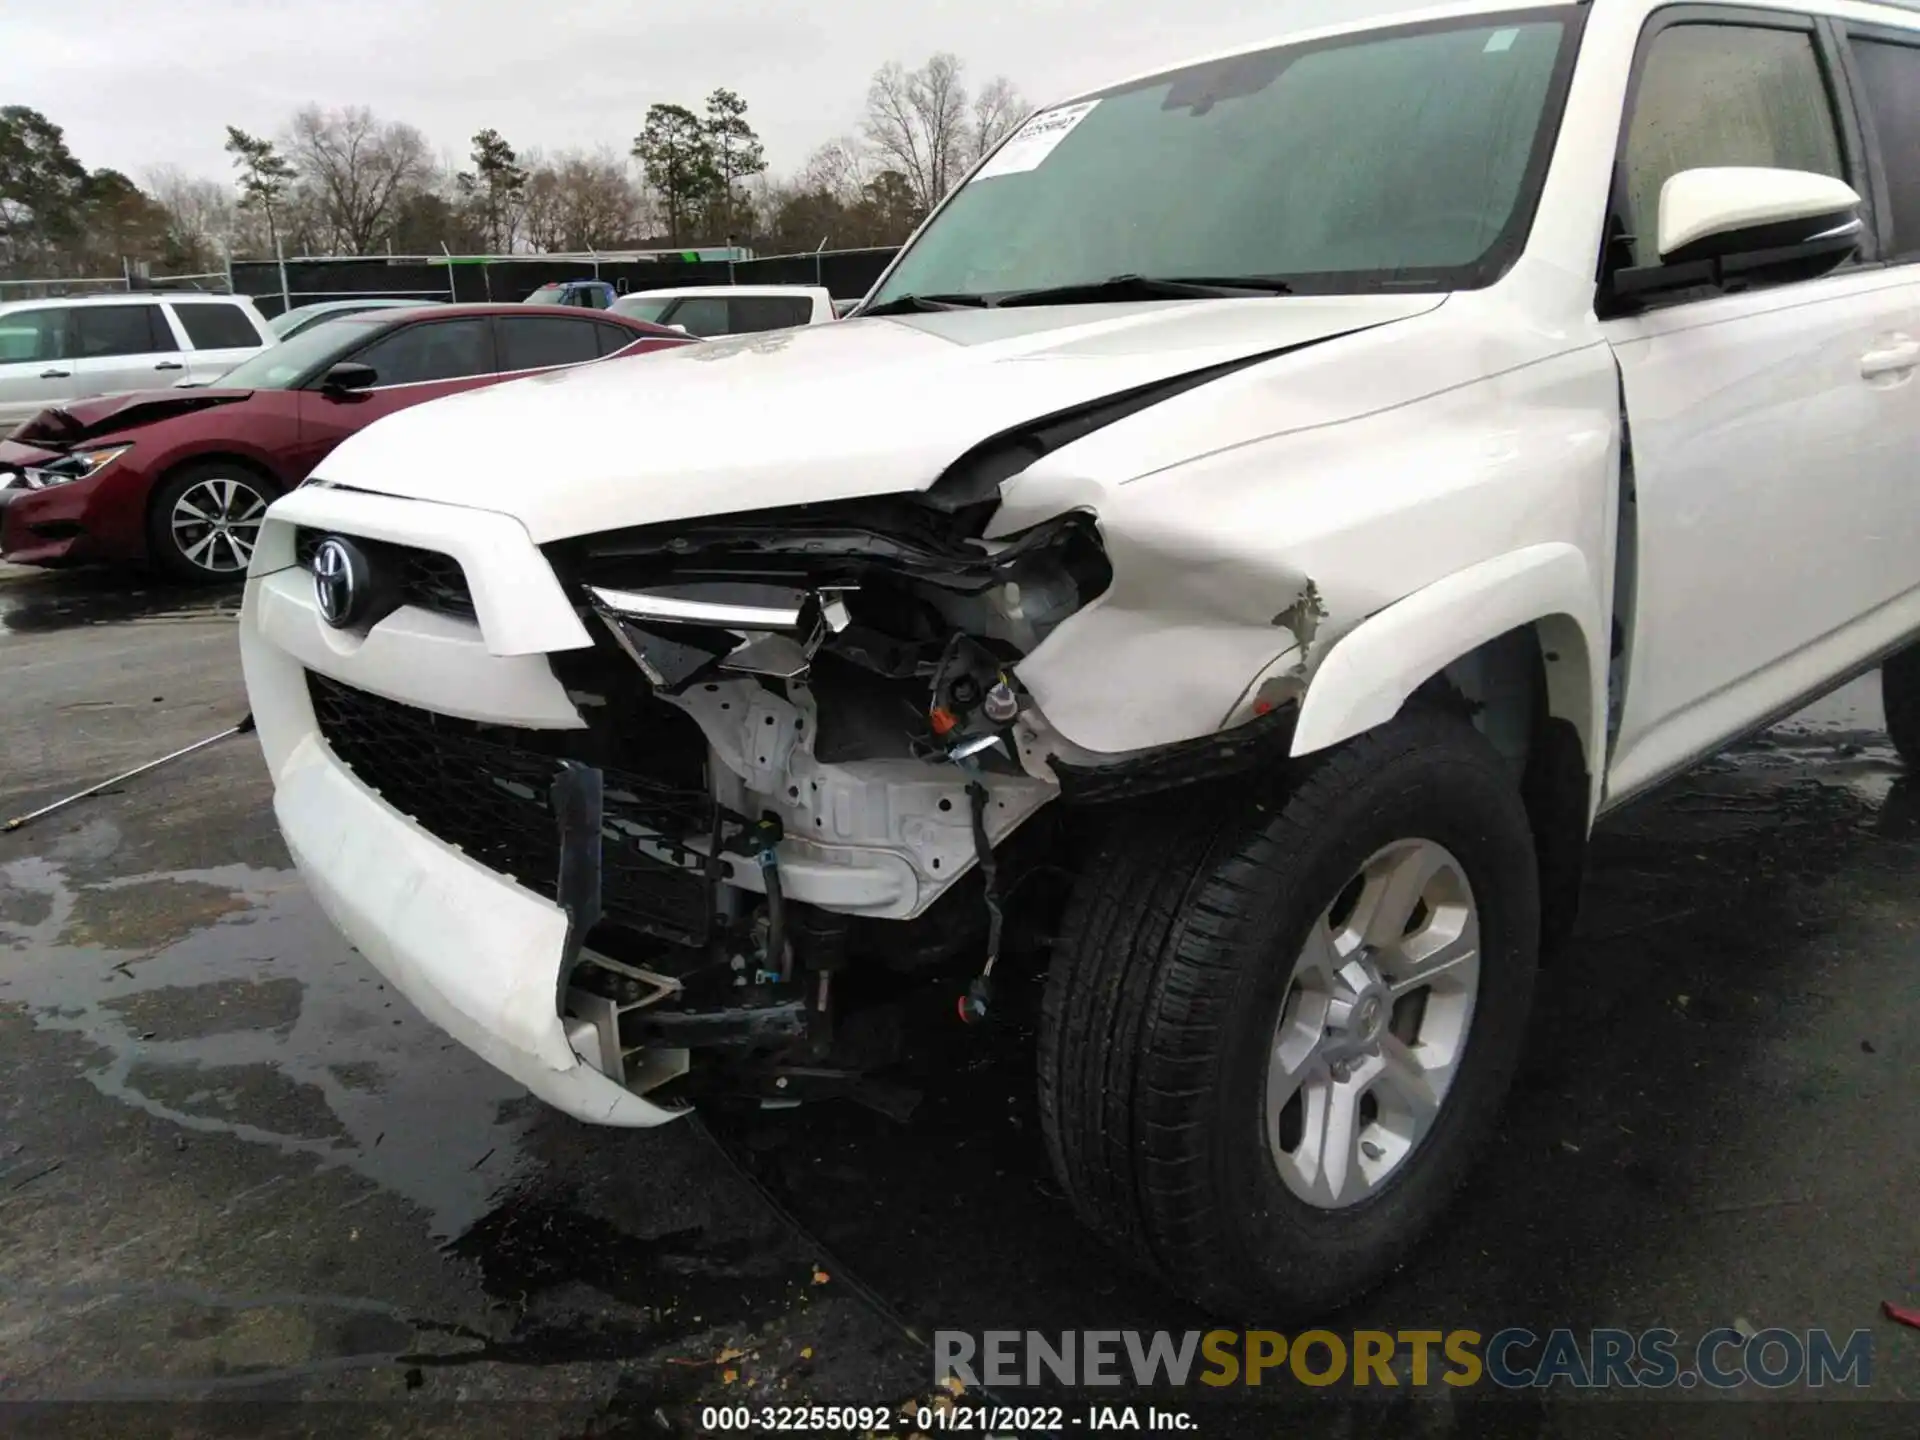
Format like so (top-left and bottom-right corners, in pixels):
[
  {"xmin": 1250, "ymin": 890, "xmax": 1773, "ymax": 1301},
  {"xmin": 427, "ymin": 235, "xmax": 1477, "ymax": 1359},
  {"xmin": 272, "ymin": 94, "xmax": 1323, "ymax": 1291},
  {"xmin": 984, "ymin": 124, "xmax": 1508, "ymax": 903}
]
[{"xmin": 242, "ymin": 0, "xmax": 1920, "ymax": 1317}]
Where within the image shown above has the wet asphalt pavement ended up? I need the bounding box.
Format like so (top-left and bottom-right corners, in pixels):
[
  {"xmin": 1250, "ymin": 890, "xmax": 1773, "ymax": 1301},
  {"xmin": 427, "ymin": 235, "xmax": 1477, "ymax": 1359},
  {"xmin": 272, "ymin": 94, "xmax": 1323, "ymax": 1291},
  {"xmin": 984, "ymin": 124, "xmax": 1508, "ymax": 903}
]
[{"xmin": 2, "ymin": 562, "xmax": 1917, "ymax": 1438}]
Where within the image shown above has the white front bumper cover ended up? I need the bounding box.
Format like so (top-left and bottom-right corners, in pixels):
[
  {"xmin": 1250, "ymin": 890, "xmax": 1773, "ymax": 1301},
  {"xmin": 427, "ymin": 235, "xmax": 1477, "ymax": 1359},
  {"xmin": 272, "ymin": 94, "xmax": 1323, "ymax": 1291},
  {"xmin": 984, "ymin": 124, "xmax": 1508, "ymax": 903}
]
[{"xmin": 271, "ymin": 729, "xmax": 682, "ymax": 1128}]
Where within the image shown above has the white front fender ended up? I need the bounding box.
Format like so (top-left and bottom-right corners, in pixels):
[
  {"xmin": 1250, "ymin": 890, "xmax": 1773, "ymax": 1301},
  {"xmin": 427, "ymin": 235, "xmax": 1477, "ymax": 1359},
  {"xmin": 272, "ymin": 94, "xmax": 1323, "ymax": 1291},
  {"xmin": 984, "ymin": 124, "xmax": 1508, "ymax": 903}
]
[{"xmin": 1289, "ymin": 543, "xmax": 1606, "ymax": 799}]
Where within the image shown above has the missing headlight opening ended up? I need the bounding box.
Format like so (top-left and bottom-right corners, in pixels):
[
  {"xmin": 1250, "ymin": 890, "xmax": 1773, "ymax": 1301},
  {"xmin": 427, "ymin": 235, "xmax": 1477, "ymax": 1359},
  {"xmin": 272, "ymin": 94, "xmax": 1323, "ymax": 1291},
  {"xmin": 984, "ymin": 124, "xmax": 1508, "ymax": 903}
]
[{"xmin": 534, "ymin": 495, "xmax": 1115, "ymax": 1111}]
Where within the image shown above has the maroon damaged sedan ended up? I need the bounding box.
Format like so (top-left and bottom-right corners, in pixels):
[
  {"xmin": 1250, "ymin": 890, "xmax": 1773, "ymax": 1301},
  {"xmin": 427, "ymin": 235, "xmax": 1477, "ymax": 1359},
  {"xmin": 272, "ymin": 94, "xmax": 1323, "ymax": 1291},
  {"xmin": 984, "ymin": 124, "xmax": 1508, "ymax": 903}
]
[{"xmin": 0, "ymin": 304, "xmax": 686, "ymax": 581}]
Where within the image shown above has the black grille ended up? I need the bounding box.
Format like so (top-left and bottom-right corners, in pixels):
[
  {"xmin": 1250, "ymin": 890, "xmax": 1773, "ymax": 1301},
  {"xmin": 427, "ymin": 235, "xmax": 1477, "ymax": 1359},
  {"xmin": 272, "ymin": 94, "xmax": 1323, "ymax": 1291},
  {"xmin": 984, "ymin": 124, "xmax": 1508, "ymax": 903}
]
[
  {"xmin": 294, "ymin": 527, "xmax": 475, "ymax": 620},
  {"xmin": 307, "ymin": 672, "xmax": 716, "ymax": 947}
]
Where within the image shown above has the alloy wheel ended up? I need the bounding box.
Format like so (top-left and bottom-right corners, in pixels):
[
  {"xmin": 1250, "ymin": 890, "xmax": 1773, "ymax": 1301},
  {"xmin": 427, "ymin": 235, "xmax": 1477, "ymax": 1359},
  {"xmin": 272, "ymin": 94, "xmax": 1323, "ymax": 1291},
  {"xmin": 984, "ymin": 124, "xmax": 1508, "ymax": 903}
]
[
  {"xmin": 1266, "ymin": 837, "xmax": 1481, "ymax": 1208},
  {"xmin": 169, "ymin": 475, "xmax": 268, "ymax": 576}
]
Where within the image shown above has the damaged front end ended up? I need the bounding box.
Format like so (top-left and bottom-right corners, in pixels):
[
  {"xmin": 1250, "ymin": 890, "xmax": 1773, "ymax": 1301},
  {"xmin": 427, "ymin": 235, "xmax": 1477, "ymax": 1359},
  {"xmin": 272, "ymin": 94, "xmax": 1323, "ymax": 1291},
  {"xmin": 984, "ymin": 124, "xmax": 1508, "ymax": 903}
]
[{"xmin": 509, "ymin": 494, "xmax": 1115, "ymax": 1112}]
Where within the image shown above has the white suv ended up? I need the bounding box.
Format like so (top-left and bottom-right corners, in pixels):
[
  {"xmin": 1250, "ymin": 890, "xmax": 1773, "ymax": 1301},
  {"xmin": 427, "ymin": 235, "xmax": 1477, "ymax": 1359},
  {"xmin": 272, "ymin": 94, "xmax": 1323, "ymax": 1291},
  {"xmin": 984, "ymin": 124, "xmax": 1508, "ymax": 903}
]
[
  {"xmin": 0, "ymin": 293, "xmax": 274, "ymax": 429},
  {"xmin": 241, "ymin": 0, "xmax": 1920, "ymax": 1317}
]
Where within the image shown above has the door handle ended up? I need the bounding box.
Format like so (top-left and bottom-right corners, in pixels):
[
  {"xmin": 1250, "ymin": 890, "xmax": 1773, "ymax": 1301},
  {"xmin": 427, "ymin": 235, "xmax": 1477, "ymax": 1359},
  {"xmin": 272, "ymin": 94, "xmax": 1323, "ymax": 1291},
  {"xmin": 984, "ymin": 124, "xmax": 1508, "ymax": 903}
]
[
  {"xmin": 154, "ymin": 360, "xmax": 185, "ymax": 371},
  {"xmin": 1860, "ymin": 338, "xmax": 1920, "ymax": 379},
  {"xmin": 39, "ymin": 368, "xmax": 71, "ymax": 379}
]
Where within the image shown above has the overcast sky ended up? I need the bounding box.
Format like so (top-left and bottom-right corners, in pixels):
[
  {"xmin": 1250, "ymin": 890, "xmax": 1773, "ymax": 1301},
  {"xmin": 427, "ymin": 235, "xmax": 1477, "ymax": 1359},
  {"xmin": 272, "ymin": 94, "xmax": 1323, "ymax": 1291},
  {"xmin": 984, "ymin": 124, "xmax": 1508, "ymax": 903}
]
[{"xmin": 6, "ymin": 0, "xmax": 1400, "ymax": 185}]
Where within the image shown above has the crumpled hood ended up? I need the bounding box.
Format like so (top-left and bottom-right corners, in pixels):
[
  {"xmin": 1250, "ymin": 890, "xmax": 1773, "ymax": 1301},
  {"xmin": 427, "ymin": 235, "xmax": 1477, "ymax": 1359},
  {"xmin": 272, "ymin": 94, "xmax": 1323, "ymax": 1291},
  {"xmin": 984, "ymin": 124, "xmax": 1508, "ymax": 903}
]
[
  {"xmin": 11, "ymin": 388, "xmax": 254, "ymax": 447},
  {"xmin": 314, "ymin": 295, "xmax": 1445, "ymax": 543}
]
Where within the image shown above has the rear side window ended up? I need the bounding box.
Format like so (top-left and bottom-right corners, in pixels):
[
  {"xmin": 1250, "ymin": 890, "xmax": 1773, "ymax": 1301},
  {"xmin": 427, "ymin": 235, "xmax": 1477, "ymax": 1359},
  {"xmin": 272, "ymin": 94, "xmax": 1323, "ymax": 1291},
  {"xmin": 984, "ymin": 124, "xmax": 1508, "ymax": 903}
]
[
  {"xmin": 728, "ymin": 296, "xmax": 813, "ymax": 332},
  {"xmin": 350, "ymin": 319, "xmax": 494, "ymax": 386},
  {"xmin": 593, "ymin": 321, "xmax": 642, "ymax": 355},
  {"xmin": 1850, "ymin": 36, "xmax": 1920, "ymax": 259},
  {"xmin": 661, "ymin": 295, "xmax": 730, "ymax": 337},
  {"xmin": 1620, "ymin": 24, "xmax": 1843, "ymax": 267},
  {"xmin": 496, "ymin": 316, "xmax": 601, "ymax": 371},
  {"xmin": 0, "ymin": 308, "xmax": 67, "ymax": 363},
  {"xmin": 611, "ymin": 295, "xmax": 672, "ymax": 324},
  {"xmin": 173, "ymin": 302, "xmax": 262, "ymax": 350},
  {"xmin": 72, "ymin": 304, "xmax": 177, "ymax": 358}
]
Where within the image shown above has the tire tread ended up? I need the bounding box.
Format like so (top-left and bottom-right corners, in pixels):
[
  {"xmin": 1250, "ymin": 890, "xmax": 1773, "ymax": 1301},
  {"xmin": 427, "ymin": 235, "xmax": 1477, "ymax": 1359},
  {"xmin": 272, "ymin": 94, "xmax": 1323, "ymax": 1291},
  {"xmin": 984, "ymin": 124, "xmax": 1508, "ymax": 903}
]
[
  {"xmin": 1038, "ymin": 710, "xmax": 1537, "ymax": 1315},
  {"xmin": 1883, "ymin": 647, "xmax": 1920, "ymax": 769}
]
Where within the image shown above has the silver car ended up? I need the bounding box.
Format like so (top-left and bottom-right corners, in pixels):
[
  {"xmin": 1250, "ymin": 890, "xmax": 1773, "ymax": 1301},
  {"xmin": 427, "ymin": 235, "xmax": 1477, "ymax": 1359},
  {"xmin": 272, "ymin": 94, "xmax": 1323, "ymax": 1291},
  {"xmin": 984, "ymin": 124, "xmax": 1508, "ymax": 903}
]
[
  {"xmin": 268, "ymin": 297, "xmax": 441, "ymax": 340},
  {"xmin": 0, "ymin": 293, "xmax": 275, "ymax": 429}
]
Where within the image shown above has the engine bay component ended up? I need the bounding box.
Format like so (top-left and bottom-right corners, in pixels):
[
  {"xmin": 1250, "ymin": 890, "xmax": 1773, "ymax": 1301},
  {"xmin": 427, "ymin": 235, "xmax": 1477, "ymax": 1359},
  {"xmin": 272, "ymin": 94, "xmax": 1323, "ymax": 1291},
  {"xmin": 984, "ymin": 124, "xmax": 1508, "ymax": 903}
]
[
  {"xmin": 535, "ymin": 498, "xmax": 1120, "ymax": 1092},
  {"xmin": 586, "ymin": 584, "xmax": 809, "ymax": 631},
  {"xmin": 586, "ymin": 581, "xmax": 839, "ymax": 689},
  {"xmin": 956, "ymin": 781, "xmax": 1002, "ymax": 1025},
  {"xmin": 717, "ymin": 813, "xmax": 791, "ymax": 982},
  {"xmin": 550, "ymin": 499, "xmax": 1110, "ymax": 827},
  {"xmin": 549, "ymin": 499, "xmax": 1110, "ymax": 703},
  {"xmin": 927, "ymin": 634, "xmax": 1022, "ymax": 757},
  {"xmin": 551, "ymin": 758, "xmax": 605, "ymax": 1003}
]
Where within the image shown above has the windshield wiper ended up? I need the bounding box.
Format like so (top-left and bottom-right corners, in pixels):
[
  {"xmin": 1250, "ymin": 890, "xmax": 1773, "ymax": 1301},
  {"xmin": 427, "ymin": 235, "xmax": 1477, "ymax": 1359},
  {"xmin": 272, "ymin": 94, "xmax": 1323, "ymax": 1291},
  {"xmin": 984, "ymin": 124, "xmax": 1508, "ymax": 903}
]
[
  {"xmin": 859, "ymin": 293, "xmax": 993, "ymax": 317},
  {"xmin": 991, "ymin": 274, "xmax": 1296, "ymax": 307}
]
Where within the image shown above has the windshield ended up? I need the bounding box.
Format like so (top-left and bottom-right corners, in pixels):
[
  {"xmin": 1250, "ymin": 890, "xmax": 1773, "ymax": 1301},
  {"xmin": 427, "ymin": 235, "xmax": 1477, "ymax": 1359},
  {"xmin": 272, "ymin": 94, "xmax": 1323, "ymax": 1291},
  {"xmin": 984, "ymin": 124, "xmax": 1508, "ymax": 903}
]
[
  {"xmin": 269, "ymin": 301, "xmax": 402, "ymax": 337},
  {"xmin": 213, "ymin": 316, "xmax": 388, "ymax": 389},
  {"xmin": 871, "ymin": 10, "xmax": 1577, "ymax": 305},
  {"xmin": 527, "ymin": 284, "xmax": 574, "ymax": 304}
]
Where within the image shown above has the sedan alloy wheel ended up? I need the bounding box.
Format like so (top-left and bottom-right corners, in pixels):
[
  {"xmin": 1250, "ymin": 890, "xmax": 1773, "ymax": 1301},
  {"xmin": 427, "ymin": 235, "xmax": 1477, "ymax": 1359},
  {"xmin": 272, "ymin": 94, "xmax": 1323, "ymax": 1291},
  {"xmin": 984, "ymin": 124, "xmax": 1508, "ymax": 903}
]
[{"xmin": 168, "ymin": 474, "xmax": 270, "ymax": 577}]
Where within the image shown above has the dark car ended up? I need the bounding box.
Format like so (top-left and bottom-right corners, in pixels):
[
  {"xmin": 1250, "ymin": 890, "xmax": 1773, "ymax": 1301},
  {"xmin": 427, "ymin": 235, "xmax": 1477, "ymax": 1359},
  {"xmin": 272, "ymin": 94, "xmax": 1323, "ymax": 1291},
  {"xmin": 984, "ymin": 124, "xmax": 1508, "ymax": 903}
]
[{"xmin": 0, "ymin": 304, "xmax": 684, "ymax": 581}]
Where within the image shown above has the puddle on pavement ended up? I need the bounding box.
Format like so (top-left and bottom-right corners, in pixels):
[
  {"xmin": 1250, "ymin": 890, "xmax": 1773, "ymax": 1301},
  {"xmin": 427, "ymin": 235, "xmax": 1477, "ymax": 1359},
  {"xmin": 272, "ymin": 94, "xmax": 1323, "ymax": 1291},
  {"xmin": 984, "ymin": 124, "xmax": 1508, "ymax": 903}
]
[
  {"xmin": 0, "ymin": 856, "xmax": 533, "ymax": 1241},
  {"xmin": 424, "ymin": 1189, "xmax": 814, "ymax": 1369},
  {"xmin": 0, "ymin": 568, "xmax": 239, "ymax": 636},
  {"xmin": 0, "ymin": 844, "xmax": 824, "ymax": 1408}
]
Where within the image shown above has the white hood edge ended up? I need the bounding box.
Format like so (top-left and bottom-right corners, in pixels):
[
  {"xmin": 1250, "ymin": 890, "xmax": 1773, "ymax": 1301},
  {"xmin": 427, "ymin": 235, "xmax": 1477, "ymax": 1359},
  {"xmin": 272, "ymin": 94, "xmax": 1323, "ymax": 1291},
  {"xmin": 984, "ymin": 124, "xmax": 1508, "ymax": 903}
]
[{"xmin": 313, "ymin": 294, "xmax": 1447, "ymax": 544}]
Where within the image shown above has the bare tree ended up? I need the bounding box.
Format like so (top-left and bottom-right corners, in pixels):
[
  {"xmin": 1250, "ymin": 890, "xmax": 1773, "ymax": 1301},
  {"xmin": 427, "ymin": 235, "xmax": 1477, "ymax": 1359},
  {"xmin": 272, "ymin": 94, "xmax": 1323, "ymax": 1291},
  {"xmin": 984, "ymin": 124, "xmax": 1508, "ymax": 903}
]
[
  {"xmin": 148, "ymin": 166, "xmax": 232, "ymax": 238},
  {"xmin": 965, "ymin": 76, "xmax": 1030, "ymax": 167},
  {"xmin": 275, "ymin": 185, "xmax": 332, "ymax": 257},
  {"xmin": 741, "ymin": 171, "xmax": 780, "ymax": 233},
  {"xmin": 518, "ymin": 153, "xmax": 566, "ymax": 252},
  {"xmin": 286, "ymin": 105, "xmax": 435, "ymax": 254},
  {"xmin": 514, "ymin": 149, "xmax": 641, "ymax": 252},
  {"xmin": 551, "ymin": 150, "xmax": 640, "ymax": 250},
  {"xmin": 862, "ymin": 54, "xmax": 970, "ymax": 216},
  {"xmin": 5, "ymin": 63, "xmax": 1041, "ymax": 271},
  {"xmin": 800, "ymin": 136, "xmax": 872, "ymax": 206},
  {"xmin": 147, "ymin": 164, "xmax": 234, "ymax": 265}
]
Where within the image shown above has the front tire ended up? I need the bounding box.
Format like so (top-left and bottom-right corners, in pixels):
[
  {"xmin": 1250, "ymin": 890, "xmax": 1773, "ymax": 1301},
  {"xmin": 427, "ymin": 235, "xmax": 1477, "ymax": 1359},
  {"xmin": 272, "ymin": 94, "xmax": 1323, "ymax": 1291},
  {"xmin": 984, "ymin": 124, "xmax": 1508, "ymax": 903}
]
[
  {"xmin": 148, "ymin": 462, "xmax": 277, "ymax": 583},
  {"xmin": 1882, "ymin": 643, "xmax": 1920, "ymax": 768},
  {"xmin": 1038, "ymin": 708, "xmax": 1540, "ymax": 1318}
]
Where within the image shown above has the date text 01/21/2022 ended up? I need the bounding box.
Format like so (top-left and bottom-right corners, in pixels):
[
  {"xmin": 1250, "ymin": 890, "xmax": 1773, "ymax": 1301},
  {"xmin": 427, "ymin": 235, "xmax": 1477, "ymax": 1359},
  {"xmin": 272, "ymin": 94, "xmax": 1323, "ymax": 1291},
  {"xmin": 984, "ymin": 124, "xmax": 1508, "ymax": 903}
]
[{"xmin": 698, "ymin": 1404, "xmax": 1197, "ymax": 1431}]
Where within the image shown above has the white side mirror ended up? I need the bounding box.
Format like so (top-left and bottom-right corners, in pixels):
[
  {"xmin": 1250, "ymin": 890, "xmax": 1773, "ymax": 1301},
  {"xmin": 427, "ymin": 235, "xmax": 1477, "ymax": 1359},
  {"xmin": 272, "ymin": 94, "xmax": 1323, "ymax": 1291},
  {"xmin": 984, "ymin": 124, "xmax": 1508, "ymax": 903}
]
[{"xmin": 1657, "ymin": 166, "xmax": 1861, "ymax": 261}]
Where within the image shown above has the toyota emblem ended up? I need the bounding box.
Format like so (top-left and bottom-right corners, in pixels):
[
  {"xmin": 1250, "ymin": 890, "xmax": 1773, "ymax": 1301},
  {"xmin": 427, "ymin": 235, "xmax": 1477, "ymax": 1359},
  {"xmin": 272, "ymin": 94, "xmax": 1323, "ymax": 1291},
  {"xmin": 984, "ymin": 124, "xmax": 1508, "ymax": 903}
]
[{"xmin": 311, "ymin": 536, "xmax": 367, "ymax": 628}]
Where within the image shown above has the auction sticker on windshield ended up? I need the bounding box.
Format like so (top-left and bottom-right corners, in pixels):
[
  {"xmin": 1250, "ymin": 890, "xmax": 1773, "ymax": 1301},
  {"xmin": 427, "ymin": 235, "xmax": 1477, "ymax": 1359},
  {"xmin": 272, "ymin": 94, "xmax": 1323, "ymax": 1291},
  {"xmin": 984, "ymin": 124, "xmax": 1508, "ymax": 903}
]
[{"xmin": 972, "ymin": 101, "xmax": 1100, "ymax": 180}]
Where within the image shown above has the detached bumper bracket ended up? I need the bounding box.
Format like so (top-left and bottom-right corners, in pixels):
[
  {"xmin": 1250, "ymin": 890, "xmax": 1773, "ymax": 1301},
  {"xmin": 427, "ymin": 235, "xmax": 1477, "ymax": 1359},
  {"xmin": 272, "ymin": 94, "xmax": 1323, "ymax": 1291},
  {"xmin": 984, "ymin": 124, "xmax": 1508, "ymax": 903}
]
[{"xmin": 551, "ymin": 759, "xmax": 604, "ymax": 1003}]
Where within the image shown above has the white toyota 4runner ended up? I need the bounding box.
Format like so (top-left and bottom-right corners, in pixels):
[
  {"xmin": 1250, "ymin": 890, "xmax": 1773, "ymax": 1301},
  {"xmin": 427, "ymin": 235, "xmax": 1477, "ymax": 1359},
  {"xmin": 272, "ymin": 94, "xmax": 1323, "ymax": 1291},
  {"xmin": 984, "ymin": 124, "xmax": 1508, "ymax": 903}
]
[{"xmin": 241, "ymin": 0, "xmax": 1920, "ymax": 1316}]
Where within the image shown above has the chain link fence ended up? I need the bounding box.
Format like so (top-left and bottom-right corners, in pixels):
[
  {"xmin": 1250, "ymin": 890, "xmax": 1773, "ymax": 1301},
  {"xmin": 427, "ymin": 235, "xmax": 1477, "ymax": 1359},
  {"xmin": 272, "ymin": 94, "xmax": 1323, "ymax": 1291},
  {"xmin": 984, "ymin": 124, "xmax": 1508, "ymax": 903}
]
[
  {"xmin": 225, "ymin": 246, "xmax": 899, "ymax": 316},
  {"xmin": 1, "ymin": 248, "xmax": 899, "ymax": 317},
  {"xmin": 0, "ymin": 267, "xmax": 232, "ymax": 303}
]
